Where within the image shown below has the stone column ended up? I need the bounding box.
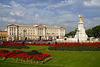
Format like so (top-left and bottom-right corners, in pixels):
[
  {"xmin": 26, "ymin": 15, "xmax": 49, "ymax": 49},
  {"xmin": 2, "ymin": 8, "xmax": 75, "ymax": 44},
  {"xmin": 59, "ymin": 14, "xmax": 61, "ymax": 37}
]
[
  {"xmin": 8, "ymin": 27, "xmax": 10, "ymax": 35},
  {"xmin": 19, "ymin": 36, "xmax": 21, "ymax": 40},
  {"xmin": 47, "ymin": 36, "xmax": 48, "ymax": 40},
  {"xmin": 16, "ymin": 27, "xmax": 18, "ymax": 40},
  {"xmin": 58, "ymin": 29, "xmax": 60, "ymax": 38},
  {"xmin": 43, "ymin": 28, "xmax": 46, "ymax": 39},
  {"xmin": 7, "ymin": 37, "xmax": 9, "ymax": 41},
  {"xmin": 7, "ymin": 26, "xmax": 10, "ymax": 41},
  {"xmin": 12, "ymin": 37, "xmax": 14, "ymax": 41}
]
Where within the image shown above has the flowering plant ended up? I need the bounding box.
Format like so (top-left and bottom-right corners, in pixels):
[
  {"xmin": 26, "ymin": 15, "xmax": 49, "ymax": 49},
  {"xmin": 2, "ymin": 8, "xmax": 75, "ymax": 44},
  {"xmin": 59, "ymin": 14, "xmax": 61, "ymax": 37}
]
[{"xmin": 0, "ymin": 49, "xmax": 51, "ymax": 61}]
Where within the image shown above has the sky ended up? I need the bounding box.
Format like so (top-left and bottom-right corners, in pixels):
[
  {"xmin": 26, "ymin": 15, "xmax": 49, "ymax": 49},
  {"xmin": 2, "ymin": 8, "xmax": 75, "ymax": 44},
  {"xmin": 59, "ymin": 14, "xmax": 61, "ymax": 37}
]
[{"xmin": 0, "ymin": 0, "xmax": 100, "ymax": 33}]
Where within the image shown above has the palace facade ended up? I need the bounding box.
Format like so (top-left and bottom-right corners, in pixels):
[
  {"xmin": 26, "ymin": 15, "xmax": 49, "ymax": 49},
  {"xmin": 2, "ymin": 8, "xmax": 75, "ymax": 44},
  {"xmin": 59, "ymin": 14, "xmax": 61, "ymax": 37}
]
[
  {"xmin": 7, "ymin": 24, "xmax": 65, "ymax": 41},
  {"xmin": 0, "ymin": 31, "xmax": 7, "ymax": 41}
]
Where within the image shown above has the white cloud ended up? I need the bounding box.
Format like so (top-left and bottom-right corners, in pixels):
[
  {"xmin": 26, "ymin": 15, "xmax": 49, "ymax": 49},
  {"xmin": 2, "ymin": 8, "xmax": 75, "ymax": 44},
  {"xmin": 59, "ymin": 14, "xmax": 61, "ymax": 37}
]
[
  {"xmin": 17, "ymin": 20, "xmax": 22, "ymax": 23},
  {"xmin": 0, "ymin": 1, "xmax": 88, "ymax": 33},
  {"xmin": 2, "ymin": 5, "xmax": 11, "ymax": 8},
  {"xmin": 93, "ymin": 17, "xmax": 100, "ymax": 21},
  {"xmin": 83, "ymin": 17, "xmax": 100, "ymax": 30},
  {"xmin": 46, "ymin": 0, "xmax": 79, "ymax": 9},
  {"xmin": 10, "ymin": 11, "xmax": 24, "ymax": 16},
  {"xmin": 0, "ymin": 3, "xmax": 11, "ymax": 8},
  {"xmin": 84, "ymin": 0, "xmax": 100, "ymax": 6},
  {"xmin": 67, "ymin": 0, "xmax": 76, "ymax": 5},
  {"xmin": 1, "ymin": 17, "xmax": 16, "ymax": 22},
  {"xmin": 10, "ymin": 12, "xmax": 15, "ymax": 15},
  {"xmin": 0, "ymin": 17, "xmax": 21, "ymax": 23},
  {"xmin": 28, "ymin": 2, "xmax": 49, "ymax": 7},
  {"xmin": 0, "ymin": 0, "xmax": 100, "ymax": 33}
]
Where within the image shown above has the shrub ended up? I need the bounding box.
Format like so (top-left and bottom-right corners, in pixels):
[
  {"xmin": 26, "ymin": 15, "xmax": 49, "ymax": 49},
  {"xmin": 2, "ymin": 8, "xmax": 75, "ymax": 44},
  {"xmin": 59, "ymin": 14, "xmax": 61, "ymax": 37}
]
[
  {"xmin": 22, "ymin": 41, "xmax": 25, "ymax": 45},
  {"xmin": 0, "ymin": 45, "xmax": 29, "ymax": 49},
  {"xmin": 33, "ymin": 42, "xmax": 36, "ymax": 44},
  {"xmin": 48, "ymin": 42, "xmax": 50, "ymax": 44},
  {"xmin": 55, "ymin": 42, "xmax": 57, "ymax": 45},
  {"xmin": 48, "ymin": 47, "xmax": 100, "ymax": 51}
]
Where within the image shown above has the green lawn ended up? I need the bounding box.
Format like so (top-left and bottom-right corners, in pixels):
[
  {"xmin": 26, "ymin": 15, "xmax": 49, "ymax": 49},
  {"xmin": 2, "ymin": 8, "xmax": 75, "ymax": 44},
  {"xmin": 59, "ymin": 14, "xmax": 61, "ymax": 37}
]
[{"xmin": 0, "ymin": 46, "xmax": 100, "ymax": 67}]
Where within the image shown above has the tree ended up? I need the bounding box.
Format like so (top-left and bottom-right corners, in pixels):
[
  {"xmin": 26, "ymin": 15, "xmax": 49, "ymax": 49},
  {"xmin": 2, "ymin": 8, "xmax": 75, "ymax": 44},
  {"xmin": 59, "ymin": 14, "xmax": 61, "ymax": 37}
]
[
  {"xmin": 92, "ymin": 25, "xmax": 100, "ymax": 37},
  {"xmin": 75, "ymin": 28, "xmax": 78, "ymax": 32},
  {"xmin": 68, "ymin": 31, "xmax": 75, "ymax": 36},
  {"xmin": 86, "ymin": 29, "xmax": 93, "ymax": 37},
  {"xmin": 66, "ymin": 28, "xmax": 78, "ymax": 37}
]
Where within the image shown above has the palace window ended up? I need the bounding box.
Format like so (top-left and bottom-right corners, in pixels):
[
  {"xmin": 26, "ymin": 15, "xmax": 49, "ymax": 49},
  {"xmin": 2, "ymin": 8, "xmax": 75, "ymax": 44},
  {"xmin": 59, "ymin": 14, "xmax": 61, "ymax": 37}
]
[{"xmin": 10, "ymin": 28, "xmax": 11, "ymax": 31}]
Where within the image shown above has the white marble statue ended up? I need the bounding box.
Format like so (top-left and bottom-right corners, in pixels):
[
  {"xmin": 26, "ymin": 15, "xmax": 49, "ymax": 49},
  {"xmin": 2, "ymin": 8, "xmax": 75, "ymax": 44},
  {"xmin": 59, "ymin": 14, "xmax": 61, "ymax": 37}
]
[{"xmin": 74, "ymin": 15, "xmax": 88, "ymax": 42}]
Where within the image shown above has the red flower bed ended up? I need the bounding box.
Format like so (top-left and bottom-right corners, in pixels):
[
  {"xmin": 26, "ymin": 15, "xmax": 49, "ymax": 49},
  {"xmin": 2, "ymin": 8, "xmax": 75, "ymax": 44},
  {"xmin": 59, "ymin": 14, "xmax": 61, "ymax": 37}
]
[
  {"xmin": 0, "ymin": 49, "xmax": 51, "ymax": 61},
  {"xmin": 0, "ymin": 42, "xmax": 100, "ymax": 48},
  {"xmin": 25, "ymin": 42, "xmax": 100, "ymax": 48},
  {"xmin": 53, "ymin": 42, "xmax": 100, "ymax": 48},
  {"xmin": 24, "ymin": 43, "xmax": 52, "ymax": 46},
  {"xmin": 0, "ymin": 43, "xmax": 24, "ymax": 46}
]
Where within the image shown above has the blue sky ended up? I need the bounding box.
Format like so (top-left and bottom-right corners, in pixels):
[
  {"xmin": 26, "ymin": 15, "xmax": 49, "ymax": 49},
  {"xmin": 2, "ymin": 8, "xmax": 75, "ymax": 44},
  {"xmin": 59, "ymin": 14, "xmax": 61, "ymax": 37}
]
[{"xmin": 0, "ymin": 0, "xmax": 100, "ymax": 33}]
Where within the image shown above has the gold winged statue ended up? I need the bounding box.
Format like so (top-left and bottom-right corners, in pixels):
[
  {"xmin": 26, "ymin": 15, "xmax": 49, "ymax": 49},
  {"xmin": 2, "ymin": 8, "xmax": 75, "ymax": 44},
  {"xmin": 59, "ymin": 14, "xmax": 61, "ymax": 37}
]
[{"xmin": 79, "ymin": 15, "xmax": 82, "ymax": 22}]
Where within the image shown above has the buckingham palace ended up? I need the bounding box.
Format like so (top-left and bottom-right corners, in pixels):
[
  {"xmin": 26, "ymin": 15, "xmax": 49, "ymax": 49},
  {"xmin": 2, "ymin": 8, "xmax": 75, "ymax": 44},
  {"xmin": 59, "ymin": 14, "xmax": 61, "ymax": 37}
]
[{"xmin": 7, "ymin": 24, "xmax": 65, "ymax": 41}]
